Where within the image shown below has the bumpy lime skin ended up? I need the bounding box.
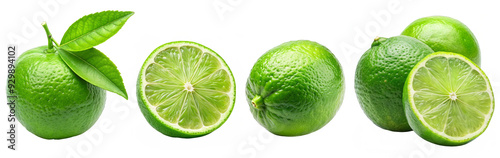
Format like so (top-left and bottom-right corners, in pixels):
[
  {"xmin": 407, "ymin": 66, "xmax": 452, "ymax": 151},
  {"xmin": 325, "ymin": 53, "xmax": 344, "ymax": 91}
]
[
  {"xmin": 355, "ymin": 36, "xmax": 434, "ymax": 132},
  {"xmin": 403, "ymin": 52, "xmax": 495, "ymax": 146},
  {"xmin": 246, "ymin": 40, "xmax": 345, "ymax": 136},
  {"xmin": 13, "ymin": 46, "xmax": 106, "ymax": 139},
  {"xmin": 136, "ymin": 41, "xmax": 236, "ymax": 138},
  {"xmin": 402, "ymin": 16, "xmax": 481, "ymax": 65}
]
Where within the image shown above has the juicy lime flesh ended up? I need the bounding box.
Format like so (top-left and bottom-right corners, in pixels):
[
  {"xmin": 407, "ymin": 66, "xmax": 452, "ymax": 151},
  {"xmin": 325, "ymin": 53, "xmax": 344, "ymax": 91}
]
[
  {"xmin": 144, "ymin": 45, "xmax": 232, "ymax": 130},
  {"xmin": 410, "ymin": 55, "xmax": 492, "ymax": 138}
]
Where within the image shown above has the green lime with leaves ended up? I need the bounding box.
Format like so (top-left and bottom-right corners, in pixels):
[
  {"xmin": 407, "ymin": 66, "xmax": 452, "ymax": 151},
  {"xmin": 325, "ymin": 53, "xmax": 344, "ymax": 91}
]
[{"xmin": 11, "ymin": 11, "xmax": 132, "ymax": 139}]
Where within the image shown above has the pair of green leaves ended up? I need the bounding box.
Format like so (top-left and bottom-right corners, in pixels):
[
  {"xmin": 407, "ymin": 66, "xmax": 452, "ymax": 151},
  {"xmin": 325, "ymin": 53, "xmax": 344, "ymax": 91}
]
[{"xmin": 56, "ymin": 11, "xmax": 134, "ymax": 99}]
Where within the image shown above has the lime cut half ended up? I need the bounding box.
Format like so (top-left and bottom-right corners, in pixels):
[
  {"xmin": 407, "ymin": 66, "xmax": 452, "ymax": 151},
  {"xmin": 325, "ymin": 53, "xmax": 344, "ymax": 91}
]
[
  {"xmin": 137, "ymin": 41, "xmax": 235, "ymax": 138},
  {"xmin": 404, "ymin": 52, "xmax": 494, "ymax": 146}
]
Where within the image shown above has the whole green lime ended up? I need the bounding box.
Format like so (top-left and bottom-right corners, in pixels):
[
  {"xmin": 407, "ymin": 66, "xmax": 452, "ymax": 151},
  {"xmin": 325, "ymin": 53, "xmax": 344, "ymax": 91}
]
[
  {"xmin": 402, "ymin": 16, "xmax": 480, "ymax": 65},
  {"xmin": 246, "ymin": 40, "xmax": 345, "ymax": 136},
  {"xmin": 13, "ymin": 46, "xmax": 106, "ymax": 139},
  {"xmin": 355, "ymin": 36, "xmax": 434, "ymax": 131}
]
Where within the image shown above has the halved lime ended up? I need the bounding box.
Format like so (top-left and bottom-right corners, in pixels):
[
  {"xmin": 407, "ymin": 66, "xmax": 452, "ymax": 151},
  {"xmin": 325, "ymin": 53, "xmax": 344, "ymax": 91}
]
[
  {"xmin": 137, "ymin": 41, "xmax": 235, "ymax": 138},
  {"xmin": 403, "ymin": 52, "xmax": 494, "ymax": 146}
]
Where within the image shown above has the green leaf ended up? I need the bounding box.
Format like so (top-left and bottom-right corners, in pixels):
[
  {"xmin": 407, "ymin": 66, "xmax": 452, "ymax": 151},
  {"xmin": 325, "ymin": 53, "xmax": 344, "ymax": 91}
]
[
  {"xmin": 58, "ymin": 48, "xmax": 128, "ymax": 99},
  {"xmin": 60, "ymin": 10, "xmax": 134, "ymax": 51}
]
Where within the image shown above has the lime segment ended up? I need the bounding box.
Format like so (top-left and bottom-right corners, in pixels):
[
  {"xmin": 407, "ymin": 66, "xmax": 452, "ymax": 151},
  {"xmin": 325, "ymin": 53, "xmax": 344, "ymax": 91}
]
[
  {"xmin": 138, "ymin": 41, "xmax": 235, "ymax": 137},
  {"xmin": 405, "ymin": 52, "xmax": 494, "ymax": 145}
]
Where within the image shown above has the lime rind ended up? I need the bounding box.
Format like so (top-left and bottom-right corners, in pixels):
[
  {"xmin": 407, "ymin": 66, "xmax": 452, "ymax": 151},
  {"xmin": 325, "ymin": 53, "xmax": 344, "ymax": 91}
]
[
  {"xmin": 404, "ymin": 52, "xmax": 494, "ymax": 145},
  {"xmin": 137, "ymin": 41, "xmax": 235, "ymax": 137}
]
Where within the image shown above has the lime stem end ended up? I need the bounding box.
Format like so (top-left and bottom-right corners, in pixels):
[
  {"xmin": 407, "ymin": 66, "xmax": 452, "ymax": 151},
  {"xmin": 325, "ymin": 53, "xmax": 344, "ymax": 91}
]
[
  {"xmin": 251, "ymin": 95, "xmax": 264, "ymax": 109},
  {"xmin": 371, "ymin": 36, "xmax": 387, "ymax": 47}
]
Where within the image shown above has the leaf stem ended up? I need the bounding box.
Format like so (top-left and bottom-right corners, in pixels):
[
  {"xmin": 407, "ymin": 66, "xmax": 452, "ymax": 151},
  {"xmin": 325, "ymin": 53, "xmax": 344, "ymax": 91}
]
[
  {"xmin": 42, "ymin": 21, "xmax": 56, "ymax": 53},
  {"xmin": 51, "ymin": 38, "xmax": 60, "ymax": 47}
]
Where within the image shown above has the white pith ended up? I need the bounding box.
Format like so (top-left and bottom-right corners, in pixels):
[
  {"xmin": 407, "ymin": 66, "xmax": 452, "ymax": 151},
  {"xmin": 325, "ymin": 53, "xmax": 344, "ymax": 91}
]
[
  {"xmin": 140, "ymin": 42, "xmax": 235, "ymax": 133},
  {"xmin": 184, "ymin": 82, "xmax": 194, "ymax": 92},
  {"xmin": 408, "ymin": 53, "xmax": 494, "ymax": 141},
  {"xmin": 449, "ymin": 92, "xmax": 457, "ymax": 101}
]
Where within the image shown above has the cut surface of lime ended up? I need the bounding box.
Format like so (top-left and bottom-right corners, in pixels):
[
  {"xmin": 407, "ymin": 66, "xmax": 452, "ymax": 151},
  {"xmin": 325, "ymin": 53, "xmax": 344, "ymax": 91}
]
[
  {"xmin": 404, "ymin": 52, "xmax": 494, "ymax": 146},
  {"xmin": 137, "ymin": 41, "xmax": 235, "ymax": 138}
]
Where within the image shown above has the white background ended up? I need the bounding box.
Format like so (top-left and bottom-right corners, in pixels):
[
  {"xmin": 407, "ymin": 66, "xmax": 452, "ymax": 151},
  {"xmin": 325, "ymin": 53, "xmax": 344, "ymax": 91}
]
[{"xmin": 1, "ymin": 0, "xmax": 499, "ymax": 158}]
